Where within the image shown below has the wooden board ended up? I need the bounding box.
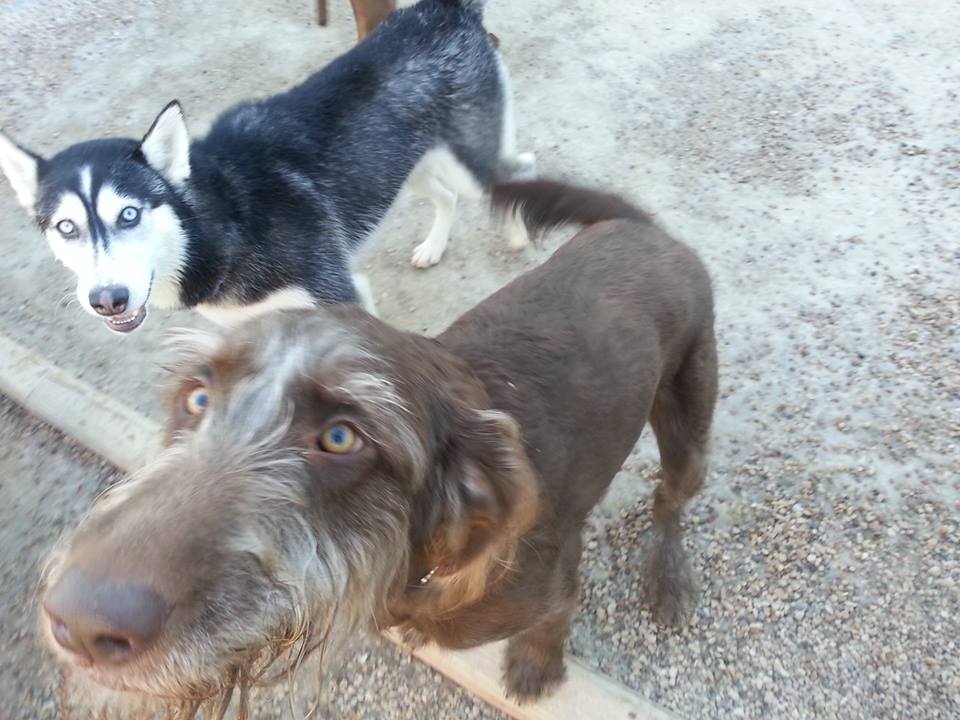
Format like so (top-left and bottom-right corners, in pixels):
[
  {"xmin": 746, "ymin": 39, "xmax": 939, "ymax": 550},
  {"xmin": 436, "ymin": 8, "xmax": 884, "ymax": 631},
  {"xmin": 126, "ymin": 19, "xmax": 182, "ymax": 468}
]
[
  {"xmin": 0, "ymin": 332, "xmax": 163, "ymax": 469},
  {"xmin": 404, "ymin": 635, "xmax": 680, "ymax": 720},
  {"xmin": 0, "ymin": 331, "xmax": 680, "ymax": 720}
]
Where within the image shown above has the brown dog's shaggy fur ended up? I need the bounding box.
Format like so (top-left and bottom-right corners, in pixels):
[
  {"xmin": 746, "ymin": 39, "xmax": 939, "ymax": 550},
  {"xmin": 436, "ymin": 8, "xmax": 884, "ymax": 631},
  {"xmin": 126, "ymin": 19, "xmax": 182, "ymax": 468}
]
[{"xmin": 41, "ymin": 180, "xmax": 716, "ymax": 717}]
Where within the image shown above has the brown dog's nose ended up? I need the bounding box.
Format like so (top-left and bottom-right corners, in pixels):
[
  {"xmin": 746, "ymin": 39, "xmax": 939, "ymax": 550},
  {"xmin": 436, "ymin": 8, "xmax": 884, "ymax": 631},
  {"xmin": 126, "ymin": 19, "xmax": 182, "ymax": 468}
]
[{"xmin": 43, "ymin": 567, "xmax": 168, "ymax": 666}]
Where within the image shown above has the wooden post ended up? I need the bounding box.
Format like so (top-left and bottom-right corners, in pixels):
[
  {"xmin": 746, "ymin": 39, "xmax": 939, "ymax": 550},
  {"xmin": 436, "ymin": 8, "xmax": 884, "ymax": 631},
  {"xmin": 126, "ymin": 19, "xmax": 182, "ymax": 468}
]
[{"xmin": 350, "ymin": 0, "xmax": 396, "ymax": 39}]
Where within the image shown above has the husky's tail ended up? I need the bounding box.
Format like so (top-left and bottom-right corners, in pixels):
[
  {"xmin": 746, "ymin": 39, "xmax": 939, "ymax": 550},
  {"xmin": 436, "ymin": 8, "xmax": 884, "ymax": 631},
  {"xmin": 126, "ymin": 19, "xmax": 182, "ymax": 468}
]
[{"xmin": 492, "ymin": 179, "xmax": 649, "ymax": 236}]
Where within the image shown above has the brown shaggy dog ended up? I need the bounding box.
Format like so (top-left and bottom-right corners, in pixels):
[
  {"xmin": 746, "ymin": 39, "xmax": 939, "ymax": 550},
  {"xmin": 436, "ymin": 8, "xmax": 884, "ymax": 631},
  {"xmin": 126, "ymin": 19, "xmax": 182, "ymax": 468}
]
[{"xmin": 41, "ymin": 180, "xmax": 717, "ymax": 717}]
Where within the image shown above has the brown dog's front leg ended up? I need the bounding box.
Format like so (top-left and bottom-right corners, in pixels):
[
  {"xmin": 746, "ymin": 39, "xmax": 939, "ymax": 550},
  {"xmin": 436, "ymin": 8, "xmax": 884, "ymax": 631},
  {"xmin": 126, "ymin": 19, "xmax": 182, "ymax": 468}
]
[
  {"xmin": 503, "ymin": 533, "xmax": 582, "ymax": 703},
  {"xmin": 502, "ymin": 597, "xmax": 577, "ymax": 703},
  {"xmin": 350, "ymin": 0, "xmax": 396, "ymax": 40}
]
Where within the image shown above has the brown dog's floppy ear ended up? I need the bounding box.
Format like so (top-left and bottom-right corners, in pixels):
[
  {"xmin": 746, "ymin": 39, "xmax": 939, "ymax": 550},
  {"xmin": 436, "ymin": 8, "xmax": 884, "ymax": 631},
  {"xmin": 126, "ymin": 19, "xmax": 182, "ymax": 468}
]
[{"xmin": 425, "ymin": 407, "xmax": 540, "ymax": 586}]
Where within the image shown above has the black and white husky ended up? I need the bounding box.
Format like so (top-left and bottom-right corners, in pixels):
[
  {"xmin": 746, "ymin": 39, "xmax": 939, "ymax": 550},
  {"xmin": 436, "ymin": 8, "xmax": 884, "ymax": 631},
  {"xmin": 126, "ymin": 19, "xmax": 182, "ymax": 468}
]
[{"xmin": 0, "ymin": 0, "xmax": 534, "ymax": 334}]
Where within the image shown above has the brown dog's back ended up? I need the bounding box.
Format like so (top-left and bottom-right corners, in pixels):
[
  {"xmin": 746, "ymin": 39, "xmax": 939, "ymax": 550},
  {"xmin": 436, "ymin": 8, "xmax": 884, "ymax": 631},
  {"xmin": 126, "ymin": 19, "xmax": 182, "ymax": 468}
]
[
  {"xmin": 440, "ymin": 181, "xmax": 715, "ymax": 524},
  {"xmin": 421, "ymin": 180, "xmax": 717, "ymax": 684}
]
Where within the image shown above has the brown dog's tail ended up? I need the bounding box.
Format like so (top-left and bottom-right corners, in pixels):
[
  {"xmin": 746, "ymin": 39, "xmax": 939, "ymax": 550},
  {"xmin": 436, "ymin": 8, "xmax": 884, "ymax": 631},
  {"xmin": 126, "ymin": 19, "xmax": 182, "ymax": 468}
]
[{"xmin": 491, "ymin": 179, "xmax": 649, "ymax": 237}]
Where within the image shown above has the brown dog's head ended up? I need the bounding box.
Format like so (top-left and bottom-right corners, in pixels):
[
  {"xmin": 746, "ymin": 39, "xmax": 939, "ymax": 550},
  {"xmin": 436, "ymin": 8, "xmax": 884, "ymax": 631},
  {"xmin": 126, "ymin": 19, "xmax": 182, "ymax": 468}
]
[{"xmin": 40, "ymin": 307, "xmax": 538, "ymax": 717}]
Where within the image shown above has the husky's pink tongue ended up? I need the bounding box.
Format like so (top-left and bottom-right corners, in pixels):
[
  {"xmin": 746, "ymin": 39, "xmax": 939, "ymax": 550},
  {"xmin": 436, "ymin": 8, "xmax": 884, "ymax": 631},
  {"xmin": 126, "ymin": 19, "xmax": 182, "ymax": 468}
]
[{"xmin": 104, "ymin": 306, "xmax": 147, "ymax": 333}]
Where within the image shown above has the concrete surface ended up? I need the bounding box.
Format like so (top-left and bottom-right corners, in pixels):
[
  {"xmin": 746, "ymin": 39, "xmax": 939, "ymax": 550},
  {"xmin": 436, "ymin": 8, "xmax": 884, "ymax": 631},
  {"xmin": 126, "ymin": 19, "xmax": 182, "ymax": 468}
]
[{"xmin": 1, "ymin": 0, "xmax": 958, "ymax": 718}]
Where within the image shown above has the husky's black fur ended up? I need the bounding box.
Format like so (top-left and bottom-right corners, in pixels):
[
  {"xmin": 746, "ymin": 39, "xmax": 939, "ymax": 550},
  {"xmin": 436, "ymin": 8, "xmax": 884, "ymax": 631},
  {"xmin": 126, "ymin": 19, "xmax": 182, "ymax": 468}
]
[
  {"xmin": 15, "ymin": 0, "xmax": 510, "ymax": 315},
  {"xmin": 176, "ymin": 0, "xmax": 505, "ymax": 307}
]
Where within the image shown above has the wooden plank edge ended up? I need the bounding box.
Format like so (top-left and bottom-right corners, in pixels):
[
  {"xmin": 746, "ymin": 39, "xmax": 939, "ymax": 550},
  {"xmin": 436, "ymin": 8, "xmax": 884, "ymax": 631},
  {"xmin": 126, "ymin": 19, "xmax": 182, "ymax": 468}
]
[
  {"xmin": 0, "ymin": 331, "xmax": 682, "ymax": 720},
  {"xmin": 0, "ymin": 333, "xmax": 163, "ymax": 469},
  {"xmin": 402, "ymin": 636, "xmax": 681, "ymax": 720}
]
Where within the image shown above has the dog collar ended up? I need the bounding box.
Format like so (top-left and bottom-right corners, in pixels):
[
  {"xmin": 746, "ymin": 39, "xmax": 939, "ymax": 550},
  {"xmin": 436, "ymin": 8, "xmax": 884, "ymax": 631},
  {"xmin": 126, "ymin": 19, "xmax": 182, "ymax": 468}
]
[{"xmin": 419, "ymin": 566, "xmax": 439, "ymax": 585}]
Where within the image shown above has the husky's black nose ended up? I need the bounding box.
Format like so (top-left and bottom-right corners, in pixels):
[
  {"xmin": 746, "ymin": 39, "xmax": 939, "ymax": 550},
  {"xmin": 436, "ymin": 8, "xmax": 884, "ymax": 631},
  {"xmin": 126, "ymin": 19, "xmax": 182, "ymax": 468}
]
[
  {"xmin": 44, "ymin": 567, "xmax": 168, "ymax": 666},
  {"xmin": 89, "ymin": 285, "xmax": 129, "ymax": 316}
]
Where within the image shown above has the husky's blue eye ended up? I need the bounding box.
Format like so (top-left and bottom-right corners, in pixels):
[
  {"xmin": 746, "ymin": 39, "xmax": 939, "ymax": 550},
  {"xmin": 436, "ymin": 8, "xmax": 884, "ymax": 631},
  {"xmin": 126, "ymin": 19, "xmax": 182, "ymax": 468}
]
[
  {"xmin": 317, "ymin": 423, "xmax": 362, "ymax": 455},
  {"xmin": 185, "ymin": 386, "xmax": 209, "ymax": 416},
  {"xmin": 118, "ymin": 206, "xmax": 141, "ymax": 227},
  {"xmin": 55, "ymin": 219, "xmax": 77, "ymax": 237}
]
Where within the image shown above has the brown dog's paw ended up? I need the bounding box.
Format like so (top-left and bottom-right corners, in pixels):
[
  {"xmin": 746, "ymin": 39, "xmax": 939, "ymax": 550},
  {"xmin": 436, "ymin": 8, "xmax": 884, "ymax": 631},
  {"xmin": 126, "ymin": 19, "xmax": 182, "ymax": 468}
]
[
  {"xmin": 651, "ymin": 580, "xmax": 697, "ymax": 627},
  {"xmin": 503, "ymin": 647, "xmax": 566, "ymax": 703},
  {"xmin": 646, "ymin": 542, "xmax": 698, "ymax": 627}
]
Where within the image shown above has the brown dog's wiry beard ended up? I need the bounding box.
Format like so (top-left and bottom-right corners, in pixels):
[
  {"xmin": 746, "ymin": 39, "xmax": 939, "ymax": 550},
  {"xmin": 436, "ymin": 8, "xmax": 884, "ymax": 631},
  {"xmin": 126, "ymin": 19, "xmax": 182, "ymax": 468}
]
[
  {"xmin": 50, "ymin": 458, "xmax": 412, "ymax": 720},
  {"xmin": 56, "ymin": 603, "xmax": 365, "ymax": 720}
]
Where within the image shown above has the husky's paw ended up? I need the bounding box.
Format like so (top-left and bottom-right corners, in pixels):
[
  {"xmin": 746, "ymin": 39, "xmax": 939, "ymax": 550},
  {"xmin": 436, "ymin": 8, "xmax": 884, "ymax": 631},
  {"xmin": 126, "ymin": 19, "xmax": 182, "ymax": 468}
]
[
  {"xmin": 511, "ymin": 152, "xmax": 537, "ymax": 181},
  {"xmin": 411, "ymin": 239, "xmax": 446, "ymax": 268}
]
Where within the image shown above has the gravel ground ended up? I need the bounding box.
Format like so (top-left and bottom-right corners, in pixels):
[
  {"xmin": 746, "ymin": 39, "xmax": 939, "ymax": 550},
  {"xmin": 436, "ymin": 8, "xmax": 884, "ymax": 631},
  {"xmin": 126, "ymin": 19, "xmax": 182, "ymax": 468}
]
[{"xmin": 1, "ymin": 1, "xmax": 959, "ymax": 719}]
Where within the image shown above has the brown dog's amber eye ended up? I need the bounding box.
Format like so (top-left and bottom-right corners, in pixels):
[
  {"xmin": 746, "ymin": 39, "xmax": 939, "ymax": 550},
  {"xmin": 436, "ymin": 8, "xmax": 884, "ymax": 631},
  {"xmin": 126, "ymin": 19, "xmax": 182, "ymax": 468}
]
[
  {"xmin": 184, "ymin": 386, "xmax": 209, "ymax": 416},
  {"xmin": 317, "ymin": 423, "xmax": 362, "ymax": 454}
]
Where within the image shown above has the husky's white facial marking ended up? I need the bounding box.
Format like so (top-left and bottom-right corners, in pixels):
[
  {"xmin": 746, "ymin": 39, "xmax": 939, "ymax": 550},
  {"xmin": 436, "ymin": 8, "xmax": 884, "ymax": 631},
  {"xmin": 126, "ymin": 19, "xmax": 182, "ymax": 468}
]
[
  {"xmin": 44, "ymin": 167, "xmax": 187, "ymax": 333},
  {"xmin": 196, "ymin": 286, "xmax": 317, "ymax": 327},
  {"xmin": 78, "ymin": 165, "xmax": 93, "ymax": 201},
  {"xmin": 2, "ymin": 103, "xmax": 193, "ymax": 334}
]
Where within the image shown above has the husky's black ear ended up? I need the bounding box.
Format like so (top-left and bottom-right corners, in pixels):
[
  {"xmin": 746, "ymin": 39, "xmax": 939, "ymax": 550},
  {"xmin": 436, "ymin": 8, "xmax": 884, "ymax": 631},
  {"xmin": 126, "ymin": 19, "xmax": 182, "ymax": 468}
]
[
  {"xmin": 140, "ymin": 101, "xmax": 191, "ymax": 186},
  {"xmin": 0, "ymin": 130, "xmax": 43, "ymax": 211}
]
